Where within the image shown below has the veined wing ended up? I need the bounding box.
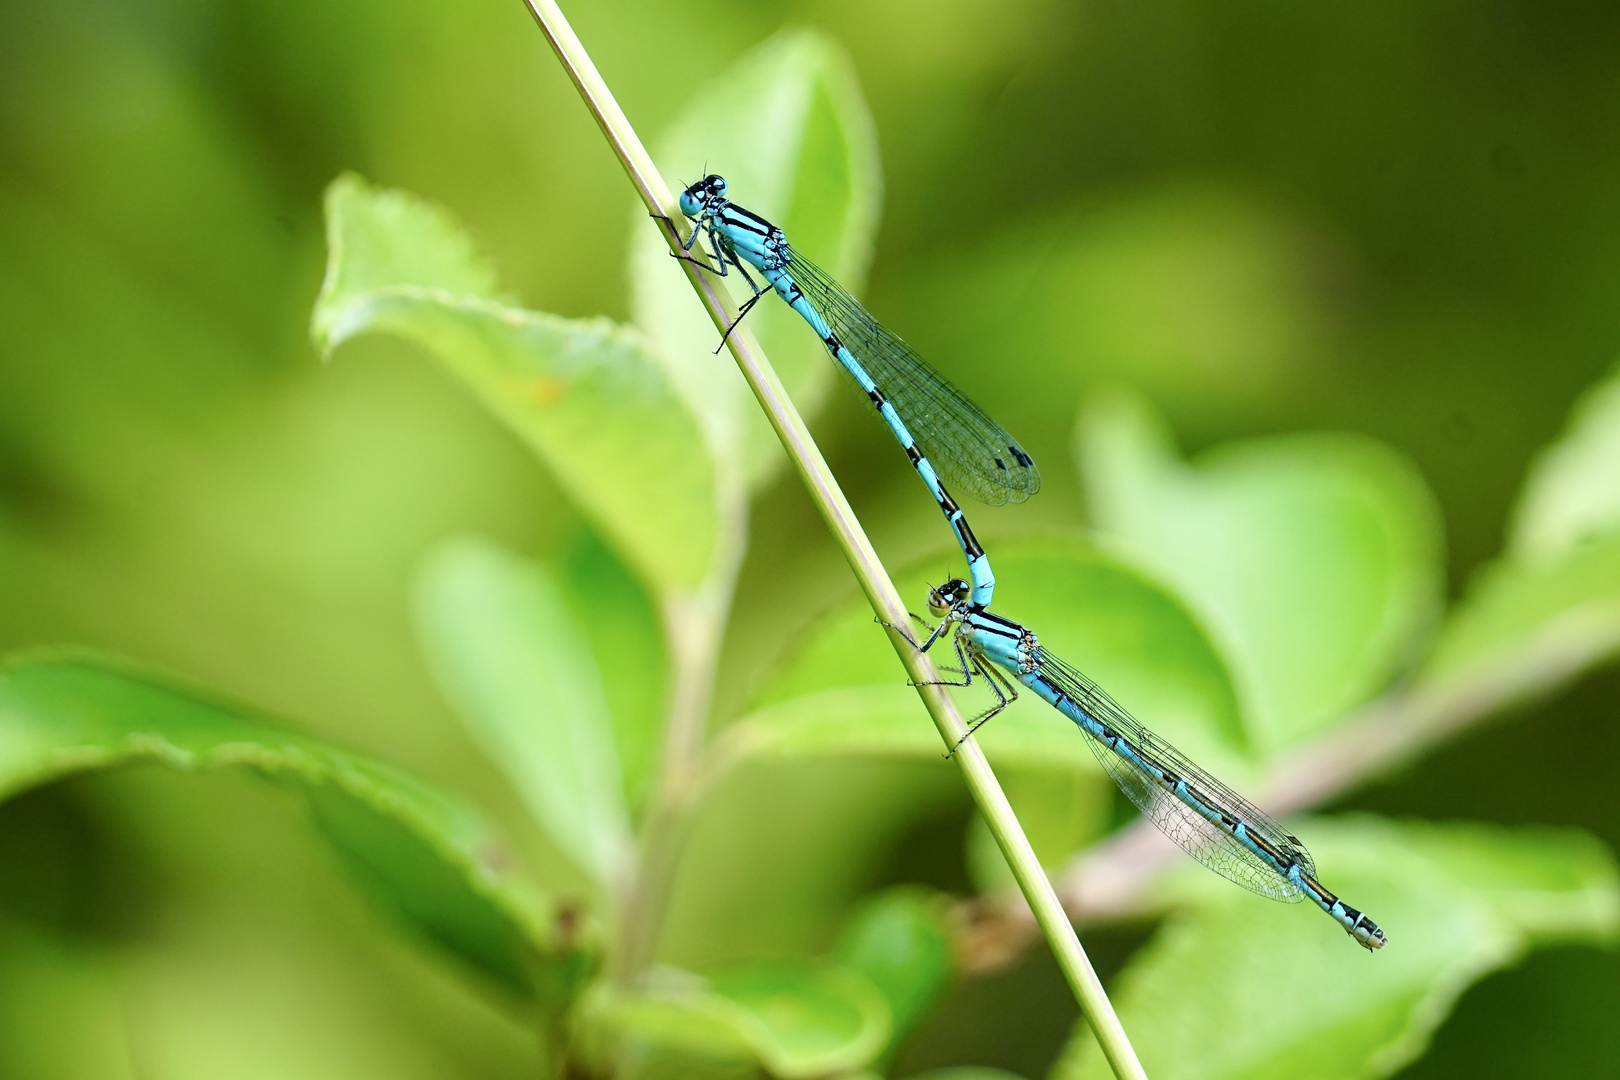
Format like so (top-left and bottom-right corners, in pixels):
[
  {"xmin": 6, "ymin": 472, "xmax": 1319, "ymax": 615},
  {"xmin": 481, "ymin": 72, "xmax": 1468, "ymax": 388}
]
[
  {"xmin": 782, "ymin": 243, "xmax": 1040, "ymax": 506},
  {"xmin": 1036, "ymin": 647, "xmax": 1312, "ymax": 902}
]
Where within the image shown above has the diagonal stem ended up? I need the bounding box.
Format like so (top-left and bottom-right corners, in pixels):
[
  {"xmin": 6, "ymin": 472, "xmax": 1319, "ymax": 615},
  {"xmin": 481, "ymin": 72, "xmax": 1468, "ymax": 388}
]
[{"xmin": 519, "ymin": 2, "xmax": 1149, "ymax": 1077}]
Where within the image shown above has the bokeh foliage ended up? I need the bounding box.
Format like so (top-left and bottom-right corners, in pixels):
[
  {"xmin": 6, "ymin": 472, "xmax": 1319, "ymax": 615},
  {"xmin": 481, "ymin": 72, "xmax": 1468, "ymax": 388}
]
[{"xmin": 4, "ymin": 1, "xmax": 1620, "ymax": 1078}]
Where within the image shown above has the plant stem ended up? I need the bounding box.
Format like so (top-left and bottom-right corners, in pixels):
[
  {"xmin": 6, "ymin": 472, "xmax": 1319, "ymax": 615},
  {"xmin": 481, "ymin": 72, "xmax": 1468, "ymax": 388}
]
[
  {"xmin": 615, "ymin": 550, "xmax": 743, "ymax": 979},
  {"xmin": 520, "ymin": 3, "xmax": 1148, "ymax": 1077}
]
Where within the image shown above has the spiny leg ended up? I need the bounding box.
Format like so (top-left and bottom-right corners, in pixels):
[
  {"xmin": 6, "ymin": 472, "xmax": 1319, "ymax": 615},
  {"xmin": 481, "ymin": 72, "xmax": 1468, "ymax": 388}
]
[
  {"xmin": 647, "ymin": 211, "xmax": 686, "ymax": 245},
  {"xmin": 713, "ymin": 262, "xmax": 772, "ymax": 353},
  {"xmin": 877, "ymin": 614, "xmax": 972, "ymax": 687},
  {"xmin": 656, "ymin": 225, "xmax": 727, "ymax": 276},
  {"xmin": 900, "ymin": 628, "xmax": 972, "ymax": 696},
  {"xmin": 878, "ymin": 612, "xmax": 955, "ymax": 655},
  {"xmin": 917, "ymin": 632, "xmax": 978, "ymax": 691},
  {"xmin": 947, "ymin": 656, "xmax": 1019, "ymax": 756},
  {"xmin": 649, "ymin": 212, "xmax": 713, "ymax": 257},
  {"xmin": 732, "ymin": 257, "xmax": 766, "ymax": 297},
  {"xmin": 667, "ymin": 249, "xmax": 721, "ymax": 274},
  {"xmin": 648, "ymin": 220, "xmax": 773, "ymax": 352}
]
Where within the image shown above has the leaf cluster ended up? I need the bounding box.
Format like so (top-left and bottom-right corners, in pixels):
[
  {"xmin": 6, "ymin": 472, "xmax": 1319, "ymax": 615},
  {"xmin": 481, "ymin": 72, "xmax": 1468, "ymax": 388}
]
[{"xmin": 5, "ymin": 26, "xmax": 1620, "ymax": 1080}]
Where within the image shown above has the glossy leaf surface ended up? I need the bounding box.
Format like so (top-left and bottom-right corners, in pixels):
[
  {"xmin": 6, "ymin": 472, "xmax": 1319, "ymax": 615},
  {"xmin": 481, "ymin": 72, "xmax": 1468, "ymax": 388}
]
[{"xmin": 315, "ymin": 173, "xmax": 719, "ymax": 591}]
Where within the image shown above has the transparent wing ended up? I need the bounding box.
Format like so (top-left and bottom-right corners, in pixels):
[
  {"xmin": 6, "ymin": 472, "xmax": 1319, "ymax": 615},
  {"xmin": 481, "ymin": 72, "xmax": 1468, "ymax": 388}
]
[
  {"xmin": 1036, "ymin": 647, "xmax": 1312, "ymax": 902},
  {"xmin": 782, "ymin": 243, "xmax": 1040, "ymax": 506}
]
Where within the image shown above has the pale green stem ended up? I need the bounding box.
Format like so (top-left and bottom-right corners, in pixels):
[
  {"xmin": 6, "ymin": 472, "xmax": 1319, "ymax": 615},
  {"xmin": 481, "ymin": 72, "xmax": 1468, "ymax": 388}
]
[
  {"xmin": 615, "ymin": 559, "xmax": 743, "ymax": 978},
  {"xmin": 520, "ymin": 2, "xmax": 1148, "ymax": 1077}
]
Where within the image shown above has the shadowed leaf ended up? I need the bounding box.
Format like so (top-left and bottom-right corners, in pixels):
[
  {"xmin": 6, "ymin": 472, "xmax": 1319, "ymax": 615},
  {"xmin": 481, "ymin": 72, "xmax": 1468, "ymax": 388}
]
[{"xmin": 0, "ymin": 653, "xmax": 583, "ymax": 1005}]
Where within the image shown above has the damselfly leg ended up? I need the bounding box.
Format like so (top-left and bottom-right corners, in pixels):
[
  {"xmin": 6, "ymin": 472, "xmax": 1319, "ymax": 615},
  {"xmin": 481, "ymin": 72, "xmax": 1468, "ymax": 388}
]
[{"xmin": 947, "ymin": 652, "xmax": 1019, "ymax": 756}]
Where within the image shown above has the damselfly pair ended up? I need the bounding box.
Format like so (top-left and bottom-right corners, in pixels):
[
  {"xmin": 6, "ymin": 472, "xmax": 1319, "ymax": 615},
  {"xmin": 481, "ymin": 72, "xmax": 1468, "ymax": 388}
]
[{"xmin": 669, "ymin": 175, "xmax": 1385, "ymax": 951}]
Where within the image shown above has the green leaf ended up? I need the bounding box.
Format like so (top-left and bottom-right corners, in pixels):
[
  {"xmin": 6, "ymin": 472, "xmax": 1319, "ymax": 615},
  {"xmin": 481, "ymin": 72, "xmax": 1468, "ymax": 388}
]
[
  {"xmin": 555, "ymin": 530, "xmax": 667, "ymax": 815},
  {"xmin": 1391, "ymin": 820, "xmax": 1620, "ymax": 943},
  {"xmin": 0, "ymin": 653, "xmax": 578, "ymax": 1004},
  {"xmin": 1078, "ymin": 389, "xmax": 1443, "ymax": 752},
  {"xmin": 414, "ymin": 535, "xmax": 635, "ymax": 893},
  {"xmin": 707, "ymin": 959, "xmax": 892, "ymax": 1077},
  {"xmin": 1420, "ymin": 531, "xmax": 1620, "ymax": 692},
  {"xmin": 735, "ymin": 536, "xmax": 1249, "ymax": 780},
  {"xmin": 726, "ymin": 683, "xmax": 1094, "ymax": 771},
  {"xmin": 1052, "ymin": 817, "xmax": 1619, "ymax": 1080},
  {"xmin": 582, "ymin": 960, "xmax": 891, "ymax": 1079},
  {"xmin": 575, "ymin": 976, "xmax": 758, "ymax": 1080},
  {"xmin": 1508, "ymin": 362, "xmax": 1620, "ymax": 564},
  {"xmin": 1422, "ymin": 364, "xmax": 1620, "ymax": 699},
  {"xmin": 313, "ymin": 173, "xmax": 719, "ymax": 591},
  {"xmin": 309, "ymin": 173, "xmax": 501, "ymax": 317},
  {"xmin": 630, "ymin": 28, "xmax": 882, "ymax": 490},
  {"xmin": 833, "ymin": 887, "xmax": 957, "ymax": 1054},
  {"xmin": 908, "ymin": 1071, "xmax": 1029, "ymax": 1080}
]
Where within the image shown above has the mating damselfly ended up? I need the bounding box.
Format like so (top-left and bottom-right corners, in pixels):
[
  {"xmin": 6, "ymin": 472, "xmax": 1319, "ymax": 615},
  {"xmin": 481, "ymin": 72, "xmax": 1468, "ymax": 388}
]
[
  {"xmin": 674, "ymin": 174, "xmax": 1037, "ymax": 608},
  {"xmin": 899, "ymin": 576, "xmax": 1387, "ymax": 951}
]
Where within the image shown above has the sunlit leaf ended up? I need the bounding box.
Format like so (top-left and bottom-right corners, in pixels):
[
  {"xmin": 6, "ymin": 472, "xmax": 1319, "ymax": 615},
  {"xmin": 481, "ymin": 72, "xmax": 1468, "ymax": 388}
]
[
  {"xmin": 1423, "ymin": 362, "xmax": 1620, "ymax": 700},
  {"xmin": 314, "ymin": 173, "xmax": 719, "ymax": 590},
  {"xmin": 1078, "ymin": 389, "xmax": 1443, "ymax": 753},
  {"xmin": 575, "ymin": 975, "xmax": 757, "ymax": 1080},
  {"xmin": 722, "ymin": 683, "xmax": 1086, "ymax": 772},
  {"xmin": 1391, "ymin": 820, "xmax": 1620, "ymax": 943},
  {"xmin": 737, "ymin": 536, "xmax": 1249, "ymax": 780},
  {"xmin": 414, "ymin": 535, "xmax": 635, "ymax": 894},
  {"xmin": 707, "ymin": 959, "xmax": 892, "ymax": 1077},
  {"xmin": 1509, "ymin": 362, "xmax": 1620, "ymax": 564},
  {"xmin": 581, "ymin": 959, "xmax": 891, "ymax": 1079},
  {"xmin": 0, "ymin": 653, "xmax": 580, "ymax": 1004},
  {"xmin": 310, "ymin": 173, "xmax": 499, "ymax": 314},
  {"xmin": 630, "ymin": 28, "xmax": 882, "ymax": 490},
  {"xmin": 555, "ymin": 530, "xmax": 667, "ymax": 815},
  {"xmin": 1053, "ymin": 817, "xmax": 1619, "ymax": 1080},
  {"xmin": 1421, "ymin": 531, "xmax": 1620, "ymax": 694}
]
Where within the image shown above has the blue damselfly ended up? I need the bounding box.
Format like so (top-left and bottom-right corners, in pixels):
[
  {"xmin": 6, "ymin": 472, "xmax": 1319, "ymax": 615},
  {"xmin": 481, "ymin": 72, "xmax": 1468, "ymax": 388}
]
[
  {"xmin": 900, "ymin": 577, "xmax": 1387, "ymax": 950},
  {"xmin": 673, "ymin": 174, "xmax": 1038, "ymax": 607}
]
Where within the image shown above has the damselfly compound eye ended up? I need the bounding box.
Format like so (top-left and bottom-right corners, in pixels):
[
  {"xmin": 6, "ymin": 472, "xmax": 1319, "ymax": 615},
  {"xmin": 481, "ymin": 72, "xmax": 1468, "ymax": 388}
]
[{"xmin": 678, "ymin": 180, "xmax": 708, "ymax": 219}]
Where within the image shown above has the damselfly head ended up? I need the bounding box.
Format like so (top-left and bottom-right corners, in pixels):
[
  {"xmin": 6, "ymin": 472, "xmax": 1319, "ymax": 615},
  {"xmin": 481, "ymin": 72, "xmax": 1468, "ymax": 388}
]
[
  {"xmin": 678, "ymin": 175, "xmax": 727, "ymax": 218},
  {"xmin": 926, "ymin": 578, "xmax": 971, "ymax": 618}
]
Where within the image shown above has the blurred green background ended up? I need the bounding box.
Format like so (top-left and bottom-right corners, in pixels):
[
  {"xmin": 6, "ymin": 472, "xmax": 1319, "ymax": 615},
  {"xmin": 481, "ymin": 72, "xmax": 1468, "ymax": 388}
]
[{"xmin": 2, "ymin": 0, "xmax": 1619, "ymax": 1076}]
